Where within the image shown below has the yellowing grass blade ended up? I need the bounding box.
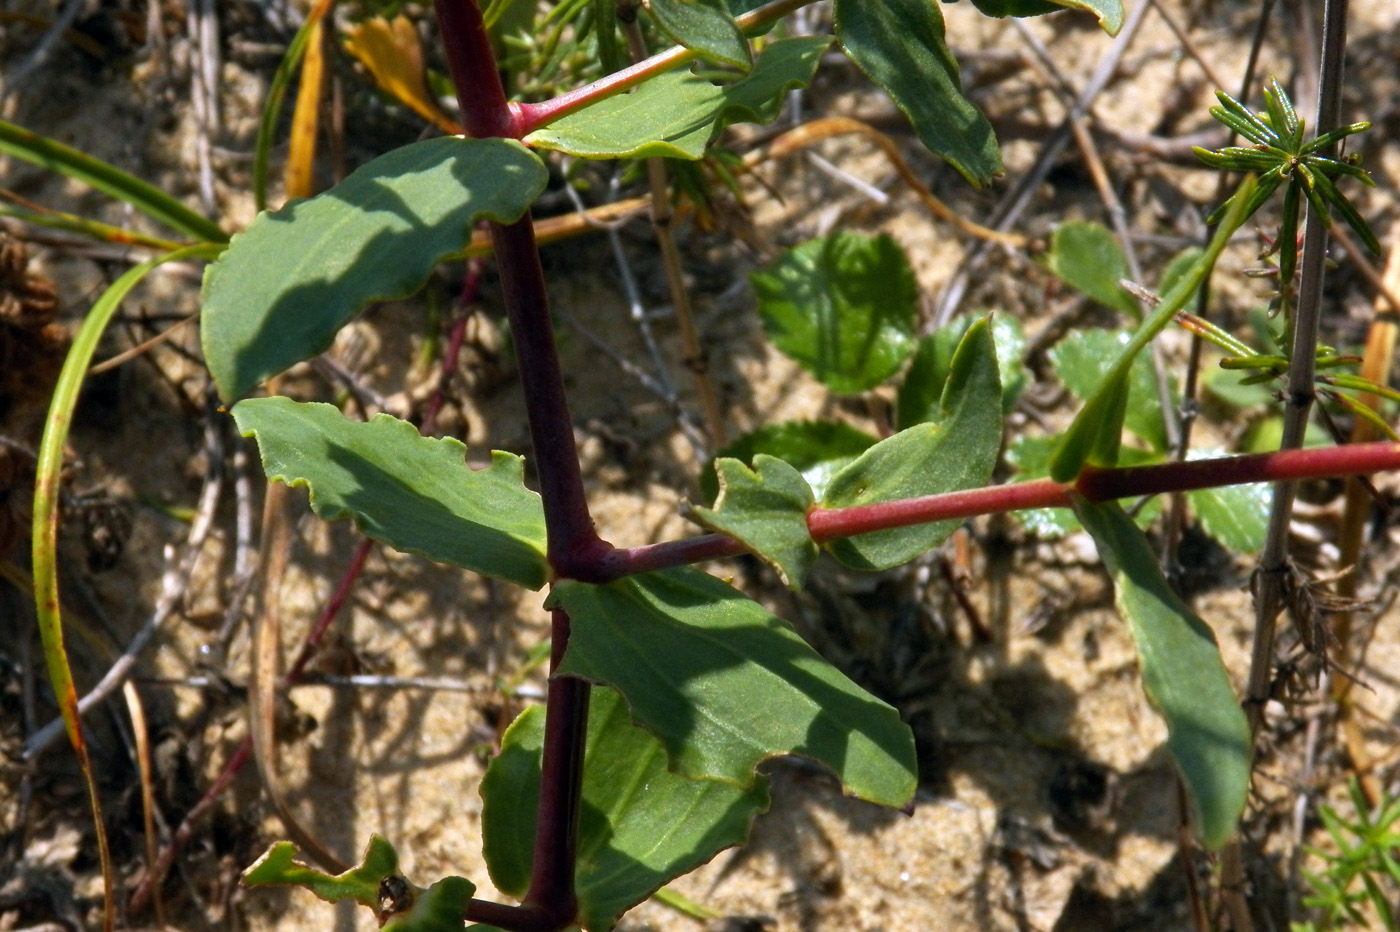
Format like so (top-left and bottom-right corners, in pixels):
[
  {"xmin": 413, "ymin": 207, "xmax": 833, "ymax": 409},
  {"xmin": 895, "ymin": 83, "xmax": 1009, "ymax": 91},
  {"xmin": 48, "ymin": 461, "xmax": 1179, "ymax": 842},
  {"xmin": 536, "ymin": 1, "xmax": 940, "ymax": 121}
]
[
  {"xmin": 285, "ymin": 16, "xmax": 326, "ymax": 200},
  {"xmin": 31, "ymin": 242, "xmax": 222, "ymax": 932}
]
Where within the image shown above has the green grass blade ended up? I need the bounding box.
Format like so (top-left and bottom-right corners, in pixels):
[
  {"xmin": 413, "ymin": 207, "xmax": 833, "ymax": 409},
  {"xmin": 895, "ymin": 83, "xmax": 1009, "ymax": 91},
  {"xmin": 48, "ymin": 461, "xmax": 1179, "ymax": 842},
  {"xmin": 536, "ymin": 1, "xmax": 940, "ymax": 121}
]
[
  {"xmin": 0, "ymin": 120, "xmax": 228, "ymax": 244},
  {"xmin": 32, "ymin": 241, "xmax": 223, "ymax": 932},
  {"xmin": 0, "ymin": 200, "xmax": 186, "ymax": 251}
]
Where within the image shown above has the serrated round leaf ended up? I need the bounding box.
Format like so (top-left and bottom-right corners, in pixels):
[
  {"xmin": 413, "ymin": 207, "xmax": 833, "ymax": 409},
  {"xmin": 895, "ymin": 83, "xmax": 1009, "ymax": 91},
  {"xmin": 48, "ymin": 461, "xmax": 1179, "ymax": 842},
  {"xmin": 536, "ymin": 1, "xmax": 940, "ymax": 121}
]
[
  {"xmin": 525, "ymin": 37, "xmax": 827, "ymax": 160},
  {"xmin": 1050, "ymin": 329, "xmax": 1170, "ymax": 453},
  {"xmin": 1185, "ymin": 451, "xmax": 1271, "ymax": 552},
  {"xmin": 1047, "ymin": 221, "xmax": 1138, "ymax": 317},
  {"xmin": 1073, "ymin": 500, "xmax": 1251, "ymax": 850},
  {"xmin": 648, "ymin": 0, "xmax": 751, "ymax": 70},
  {"xmin": 481, "ymin": 688, "xmax": 769, "ymax": 931},
  {"xmin": 689, "ymin": 455, "xmax": 817, "ymax": 590},
  {"xmin": 232, "ymin": 397, "xmax": 548, "ymax": 589},
  {"xmin": 822, "ymin": 318, "xmax": 1002, "ymax": 570},
  {"xmin": 833, "ymin": 0, "xmax": 1001, "ymax": 187},
  {"xmin": 752, "ymin": 232, "xmax": 918, "ymax": 394},
  {"xmin": 202, "ymin": 137, "xmax": 547, "ymax": 400},
  {"xmin": 549, "ymin": 568, "xmax": 917, "ymax": 808},
  {"xmin": 701, "ymin": 421, "xmax": 877, "ymax": 504}
]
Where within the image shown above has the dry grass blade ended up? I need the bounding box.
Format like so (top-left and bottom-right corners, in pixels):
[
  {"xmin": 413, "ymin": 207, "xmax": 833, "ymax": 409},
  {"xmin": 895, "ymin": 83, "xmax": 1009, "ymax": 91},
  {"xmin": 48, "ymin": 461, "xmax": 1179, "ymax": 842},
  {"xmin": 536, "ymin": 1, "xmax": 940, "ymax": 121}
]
[
  {"xmin": 122, "ymin": 680, "xmax": 165, "ymax": 925},
  {"xmin": 753, "ymin": 116, "xmax": 1029, "ymax": 249},
  {"xmin": 285, "ymin": 16, "xmax": 327, "ymax": 200},
  {"xmin": 28, "ymin": 244, "xmax": 216, "ymax": 932},
  {"xmin": 250, "ymin": 478, "xmax": 350, "ymax": 874},
  {"xmin": 1332, "ymin": 218, "xmax": 1400, "ymax": 807},
  {"xmin": 87, "ymin": 313, "xmax": 198, "ymax": 375}
]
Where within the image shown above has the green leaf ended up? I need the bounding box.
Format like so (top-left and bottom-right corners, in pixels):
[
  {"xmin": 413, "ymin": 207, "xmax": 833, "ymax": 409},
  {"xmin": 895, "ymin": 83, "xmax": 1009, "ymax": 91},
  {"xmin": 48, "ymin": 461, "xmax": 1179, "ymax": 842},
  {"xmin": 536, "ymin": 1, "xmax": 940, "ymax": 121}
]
[
  {"xmin": 833, "ymin": 0, "xmax": 1001, "ymax": 187},
  {"xmin": 968, "ymin": 0, "xmax": 1123, "ymax": 34},
  {"xmin": 1050, "ymin": 328, "xmax": 1170, "ymax": 453},
  {"xmin": 550, "ymin": 567, "xmax": 918, "ymax": 807},
  {"xmin": 751, "ymin": 232, "xmax": 918, "ymax": 394},
  {"xmin": 525, "ymin": 37, "xmax": 829, "ymax": 159},
  {"xmin": 232, "ymin": 398, "xmax": 548, "ymax": 589},
  {"xmin": 243, "ymin": 835, "xmax": 400, "ymax": 908},
  {"xmin": 701, "ymin": 421, "xmax": 878, "ymax": 504},
  {"xmin": 821, "ymin": 317, "xmax": 1003, "ymax": 570},
  {"xmin": 648, "ymin": 0, "xmax": 752, "ymax": 70},
  {"xmin": 1072, "ymin": 500, "xmax": 1251, "ymax": 850},
  {"xmin": 202, "ymin": 136, "xmax": 547, "ymax": 400},
  {"xmin": 0, "ymin": 120, "xmax": 229, "ymax": 244},
  {"xmin": 897, "ymin": 313, "xmax": 1026, "ymax": 429},
  {"xmin": 1184, "ymin": 451, "xmax": 1271, "ymax": 552},
  {"xmin": 1049, "ymin": 176, "xmax": 1255, "ymax": 482},
  {"xmin": 244, "ymin": 836, "xmax": 474, "ymax": 932},
  {"xmin": 481, "ymin": 688, "xmax": 769, "ymax": 931},
  {"xmin": 382, "ymin": 877, "xmax": 476, "ymax": 932},
  {"xmin": 1046, "ymin": 221, "xmax": 1138, "ymax": 317},
  {"xmin": 688, "ymin": 455, "xmax": 817, "ymax": 590}
]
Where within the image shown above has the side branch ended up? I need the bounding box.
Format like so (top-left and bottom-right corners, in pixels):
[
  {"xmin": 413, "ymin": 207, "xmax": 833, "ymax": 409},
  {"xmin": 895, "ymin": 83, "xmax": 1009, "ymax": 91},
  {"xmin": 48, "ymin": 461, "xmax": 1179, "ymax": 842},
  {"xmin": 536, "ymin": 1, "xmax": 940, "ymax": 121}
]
[{"xmin": 597, "ymin": 441, "xmax": 1400, "ymax": 580}]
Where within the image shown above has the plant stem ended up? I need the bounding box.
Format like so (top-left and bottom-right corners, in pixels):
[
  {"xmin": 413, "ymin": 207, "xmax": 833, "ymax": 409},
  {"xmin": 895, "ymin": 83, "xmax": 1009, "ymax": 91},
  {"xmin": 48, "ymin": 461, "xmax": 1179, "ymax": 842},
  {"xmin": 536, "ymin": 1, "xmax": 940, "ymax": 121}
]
[
  {"xmin": 434, "ymin": 5, "xmax": 607, "ymax": 929},
  {"xmin": 621, "ymin": 19, "xmax": 727, "ymax": 450},
  {"xmin": 434, "ymin": 0, "xmax": 605, "ymax": 572},
  {"xmin": 512, "ymin": 0, "xmax": 815, "ymax": 134},
  {"xmin": 522, "ymin": 610, "xmax": 590, "ymax": 925},
  {"xmin": 1226, "ymin": 7, "xmax": 1348, "ymax": 925},
  {"xmin": 598, "ymin": 441, "xmax": 1400, "ymax": 580},
  {"xmin": 1244, "ymin": 0, "xmax": 1350, "ymax": 738}
]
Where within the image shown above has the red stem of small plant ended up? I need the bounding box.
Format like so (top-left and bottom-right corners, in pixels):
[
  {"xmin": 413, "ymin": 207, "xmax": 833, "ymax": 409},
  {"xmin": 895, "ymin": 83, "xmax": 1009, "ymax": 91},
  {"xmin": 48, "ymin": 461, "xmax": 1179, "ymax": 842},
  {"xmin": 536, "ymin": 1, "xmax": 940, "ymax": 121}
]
[{"xmin": 599, "ymin": 441, "xmax": 1400, "ymax": 580}]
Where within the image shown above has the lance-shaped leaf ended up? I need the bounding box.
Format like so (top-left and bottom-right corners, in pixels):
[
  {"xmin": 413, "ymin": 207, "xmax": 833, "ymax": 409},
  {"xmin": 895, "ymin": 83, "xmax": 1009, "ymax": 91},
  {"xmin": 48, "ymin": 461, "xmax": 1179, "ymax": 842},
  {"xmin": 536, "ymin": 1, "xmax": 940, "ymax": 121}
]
[
  {"xmin": 525, "ymin": 36, "xmax": 828, "ymax": 160},
  {"xmin": 481, "ymin": 687, "xmax": 769, "ymax": 931},
  {"xmin": 688, "ymin": 455, "xmax": 817, "ymax": 590},
  {"xmin": 833, "ymin": 0, "xmax": 1001, "ymax": 187},
  {"xmin": 1050, "ymin": 328, "xmax": 1169, "ymax": 454},
  {"xmin": 244, "ymin": 835, "xmax": 475, "ymax": 932},
  {"xmin": 821, "ymin": 316, "xmax": 1002, "ymax": 570},
  {"xmin": 897, "ymin": 314, "xmax": 1026, "ymax": 429},
  {"xmin": 232, "ymin": 397, "xmax": 548, "ymax": 589},
  {"xmin": 1049, "ymin": 177, "xmax": 1254, "ymax": 482},
  {"xmin": 202, "ymin": 136, "xmax": 546, "ymax": 400},
  {"xmin": 550, "ymin": 567, "xmax": 917, "ymax": 808},
  {"xmin": 1073, "ymin": 500, "xmax": 1251, "ymax": 850},
  {"xmin": 648, "ymin": 0, "xmax": 751, "ymax": 70},
  {"xmin": 752, "ymin": 232, "xmax": 918, "ymax": 394}
]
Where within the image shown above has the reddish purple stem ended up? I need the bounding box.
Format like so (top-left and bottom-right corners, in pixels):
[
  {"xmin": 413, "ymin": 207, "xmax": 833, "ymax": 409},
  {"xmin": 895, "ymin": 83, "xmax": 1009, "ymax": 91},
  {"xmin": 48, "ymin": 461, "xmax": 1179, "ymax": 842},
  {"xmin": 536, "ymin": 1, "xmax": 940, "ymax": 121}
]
[{"xmin": 599, "ymin": 441, "xmax": 1400, "ymax": 581}]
